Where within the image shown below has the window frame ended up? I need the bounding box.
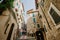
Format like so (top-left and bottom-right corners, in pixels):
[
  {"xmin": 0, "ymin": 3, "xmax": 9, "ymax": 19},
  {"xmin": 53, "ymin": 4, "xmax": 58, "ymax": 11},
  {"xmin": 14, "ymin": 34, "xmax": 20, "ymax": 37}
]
[{"xmin": 48, "ymin": 3, "xmax": 60, "ymax": 26}]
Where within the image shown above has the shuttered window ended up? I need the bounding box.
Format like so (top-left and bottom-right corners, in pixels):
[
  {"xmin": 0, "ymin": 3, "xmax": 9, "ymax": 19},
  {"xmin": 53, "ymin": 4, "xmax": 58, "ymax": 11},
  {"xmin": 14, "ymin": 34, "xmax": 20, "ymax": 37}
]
[{"xmin": 33, "ymin": 18, "xmax": 36, "ymax": 23}]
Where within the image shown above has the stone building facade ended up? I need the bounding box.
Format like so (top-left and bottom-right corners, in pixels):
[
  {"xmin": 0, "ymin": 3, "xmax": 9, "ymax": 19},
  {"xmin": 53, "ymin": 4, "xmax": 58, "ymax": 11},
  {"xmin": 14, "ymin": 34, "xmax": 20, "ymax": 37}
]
[
  {"xmin": 27, "ymin": 14, "xmax": 37, "ymax": 34},
  {"xmin": 13, "ymin": 0, "xmax": 25, "ymax": 29},
  {"xmin": 35, "ymin": 0, "xmax": 60, "ymax": 40},
  {"xmin": 0, "ymin": 9, "xmax": 18, "ymax": 40}
]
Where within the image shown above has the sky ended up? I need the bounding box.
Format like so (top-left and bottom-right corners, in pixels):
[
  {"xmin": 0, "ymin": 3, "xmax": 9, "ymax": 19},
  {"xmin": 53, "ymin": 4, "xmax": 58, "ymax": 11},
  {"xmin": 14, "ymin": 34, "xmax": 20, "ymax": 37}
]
[{"xmin": 21, "ymin": 0, "xmax": 36, "ymax": 23}]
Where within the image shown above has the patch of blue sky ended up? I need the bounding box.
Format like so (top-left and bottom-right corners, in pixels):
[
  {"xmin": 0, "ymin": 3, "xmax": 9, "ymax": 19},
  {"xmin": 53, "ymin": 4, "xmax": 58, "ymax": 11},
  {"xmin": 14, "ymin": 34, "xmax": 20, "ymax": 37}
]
[{"xmin": 21, "ymin": 0, "xmax": 36, "ymax": 23}]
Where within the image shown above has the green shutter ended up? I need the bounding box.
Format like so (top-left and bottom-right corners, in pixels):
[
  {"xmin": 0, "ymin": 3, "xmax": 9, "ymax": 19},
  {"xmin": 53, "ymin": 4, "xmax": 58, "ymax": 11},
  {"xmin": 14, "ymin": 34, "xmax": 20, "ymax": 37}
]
[{"xmin": 33, "ymin": 18, "xmax": 36, "ymax": 23}]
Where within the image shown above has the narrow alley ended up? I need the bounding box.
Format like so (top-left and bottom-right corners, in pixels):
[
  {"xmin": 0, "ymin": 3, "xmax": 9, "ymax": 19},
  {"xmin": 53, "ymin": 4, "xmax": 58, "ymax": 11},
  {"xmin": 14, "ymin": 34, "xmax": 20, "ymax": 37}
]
[{"xmin": 0, "ymin": 0, "xmax": 60, "ymax": 40}]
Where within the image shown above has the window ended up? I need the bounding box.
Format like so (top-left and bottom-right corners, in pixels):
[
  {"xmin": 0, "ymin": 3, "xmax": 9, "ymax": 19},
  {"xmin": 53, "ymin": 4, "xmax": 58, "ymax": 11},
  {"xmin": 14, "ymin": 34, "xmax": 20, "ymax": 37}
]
[
  {"xmin": 17, "ymin": 3, "xmax": 18, "ymax": 6},
  {"xmin": 32, "ymin": 13, "xmax": 35, "ymax": 17},
  {"xmin": 38, "ymin": 12, "xmax": 42, "ymax": 18},
  {"xmin": 49, "ymin": 8, "xmax": 60, "ymax": 24},
  {"xmin": 17, "ymin": 13, "xmax": 18, "ymax": 16},
  {"xmin": 39, "ymin": 15, "xmax": 42, "ymax": 18},
  {"xmin": 37, "ymin": 24, "xmax": 40, "ymax": 28},
  {"xmin": 20, "ymin": 15, "xmax": 22, "ymax": 21},
  {"xmin": 35, "ymin": 0, "xmax": 38, "ymax": 9},
  {"xmin": 18, "ymin": 18, "xmax": 20, "ymax": 20},
  {"xmin": 15, "ymin": 8, "xmax": 18, "ymax": 12},
  {"xmin": 36, "ymin": 3, "xmax": 38, "ymax": 9},
  {"xmin": 33, "ymin": 18, "xmax": 36, "ymax": 23},
  {"xmin": 40, "ymin": 0, "xmax": 44, "ymax": 7},
  {"xmin": 7, "ymin": 23, "xmax": 14, "ymax": 40}
]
